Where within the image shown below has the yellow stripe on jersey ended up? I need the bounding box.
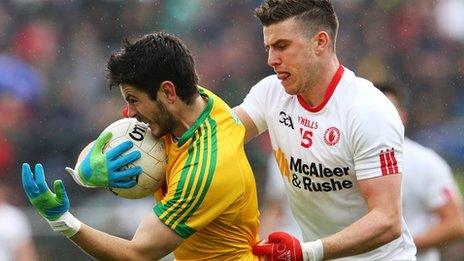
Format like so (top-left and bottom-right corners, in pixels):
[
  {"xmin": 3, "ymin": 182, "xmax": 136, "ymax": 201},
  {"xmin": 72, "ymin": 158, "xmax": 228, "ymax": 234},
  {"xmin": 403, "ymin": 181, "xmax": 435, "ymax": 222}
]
[
  {"xmin": 172, "ymin": 119, "xmax": 216, "ymax": 229},
  {"xmin": 274, "ymin": 148, "xmax": 291, "ymax": 183},
  {"xmin": 154, "ymin": 87, "xmax": 260, "ymax": 260},
  {"xmin": 155, "ymin": 95, "xmax": 218, "ymax": 237}
]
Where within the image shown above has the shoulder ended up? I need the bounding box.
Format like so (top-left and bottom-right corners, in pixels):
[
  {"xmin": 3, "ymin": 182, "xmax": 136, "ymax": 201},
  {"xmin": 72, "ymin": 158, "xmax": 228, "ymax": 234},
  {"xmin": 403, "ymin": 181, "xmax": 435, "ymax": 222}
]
[
  {"xmin": 404, "ymin": 138, "xmax": 452, "ymax": 175},
  {"xmin": 342, "ymin": 70, "xmax": 393, "ymax": 111},
  {"xmin": 0, "ymin": 204, "xmax": 30, "ymax": 229},
  {"xmin": 338, "ymin": 70, "xmax": 400, "ymax": 125}
]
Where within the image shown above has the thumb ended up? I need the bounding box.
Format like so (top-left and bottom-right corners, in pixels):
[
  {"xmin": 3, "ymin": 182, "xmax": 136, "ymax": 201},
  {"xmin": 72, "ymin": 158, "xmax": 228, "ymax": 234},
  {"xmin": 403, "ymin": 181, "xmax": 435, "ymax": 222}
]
[
  {"xmin": 252, "ymin": 241, "xmax": 274, "ymax": 255},
  {"xmin": 65, "ymin": 167, "xmax": 98, "ymax": 188},
  {"xmin": 53, "ymin": 179, "xmax": 68, "ymax": 201},
  {"xmin": 94, "ymin": 131, "xmax": 113, "ymax": 152}
]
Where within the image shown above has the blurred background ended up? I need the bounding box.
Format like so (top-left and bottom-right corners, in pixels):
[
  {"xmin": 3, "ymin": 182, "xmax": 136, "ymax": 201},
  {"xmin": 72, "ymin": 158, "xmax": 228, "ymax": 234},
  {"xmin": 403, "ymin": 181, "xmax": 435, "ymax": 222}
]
[{"xmin": 0, "ymin": 0, "xmax": 463, "ymax": 260}]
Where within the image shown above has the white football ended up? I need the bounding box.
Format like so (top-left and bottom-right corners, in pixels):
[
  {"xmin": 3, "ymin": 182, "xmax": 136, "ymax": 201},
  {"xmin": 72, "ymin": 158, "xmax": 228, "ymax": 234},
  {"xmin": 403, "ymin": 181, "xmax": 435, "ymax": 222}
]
[{"xmin": 77, "ymin": 118, "xmax": 166, "ymax": 199}]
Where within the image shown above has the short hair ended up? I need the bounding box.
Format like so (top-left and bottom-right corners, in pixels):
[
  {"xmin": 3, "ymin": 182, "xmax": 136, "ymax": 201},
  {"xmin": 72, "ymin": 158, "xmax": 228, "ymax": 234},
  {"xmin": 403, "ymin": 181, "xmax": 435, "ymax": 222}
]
[
  {"xmin": 374, "ymin": 82, "xmax": 407, "ymax": 108},
  {"xmin": 255, "ymin": 0, "xmax": 339, "ymax": 50},
  {"xmin": 107, "ymin": 32, "xmax": 199, "ymax": 105}
]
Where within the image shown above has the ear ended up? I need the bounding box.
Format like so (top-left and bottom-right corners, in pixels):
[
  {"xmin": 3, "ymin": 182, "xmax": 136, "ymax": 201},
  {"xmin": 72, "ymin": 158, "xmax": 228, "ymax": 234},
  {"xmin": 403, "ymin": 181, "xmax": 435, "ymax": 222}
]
[
  {"xmin": 399, "ymin": 109, "xmax": 408, "ymax": 126},
  {"xmin": 314, "ymin": 31, "xmax": 330, "ymax": 55},
  {"xmin": 158, "ymin": 81, "xmax": 177, "ymax": 104}
]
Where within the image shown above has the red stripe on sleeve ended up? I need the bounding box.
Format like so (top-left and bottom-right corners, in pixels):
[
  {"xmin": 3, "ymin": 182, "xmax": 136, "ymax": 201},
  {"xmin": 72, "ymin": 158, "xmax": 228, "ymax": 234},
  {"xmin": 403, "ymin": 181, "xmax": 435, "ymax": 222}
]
[
  {"xmin": 385, "ymin": 149, "xmax": 394, "ymax": 174},
  {"xmin": 443, "ymin": 187, "xmax": 454, "ymax": 202},
  {"xmin": 379, "ymin": 150, "xmax": 388, "ymax": 175},
  {"xmin": 390, "ymin": 149, "xmax": 399, "ymax": 173}
]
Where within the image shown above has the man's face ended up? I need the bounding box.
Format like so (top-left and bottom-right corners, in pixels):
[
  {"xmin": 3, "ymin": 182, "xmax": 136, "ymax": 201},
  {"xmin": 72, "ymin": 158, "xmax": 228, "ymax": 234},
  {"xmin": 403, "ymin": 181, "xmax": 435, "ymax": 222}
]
[
  {"xmin": 120, "ymin": 84, "xmax": 177, "ymax": 139},
  {"xmin": 263, "ymin": 18, "xmax": 319, "ymax": 95}
]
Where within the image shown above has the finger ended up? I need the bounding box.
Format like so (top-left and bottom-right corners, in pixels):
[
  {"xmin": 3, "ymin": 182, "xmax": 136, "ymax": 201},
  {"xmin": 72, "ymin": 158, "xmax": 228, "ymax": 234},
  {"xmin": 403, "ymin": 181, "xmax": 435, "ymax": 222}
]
[
  {"xmin": 53, "ymin": 180, "xmax": 68, "ymax": 202},
  {"xmin": 110, "ymin": 179, "xmax": 137, "ymax": 189},
  {"xmin": 34, "ymin": 163, "xmax": 50, "ymax": 193},
  {"xmin": 109, "ymin": 150, "xmax": 141, "ymax": 170},
  {"xmin": 21, "ymin": 163, "xmax": 38, "ymax": 198},
  {"xmin": 111, "ymin": 166, "xmax": 142, "ymax": 181},
  {"xmin": 252, "ymin": 242, "xmax": 274, "ymax": 255},
  {"xmin": 93, "ymin": 131, "xmax": 113, "ymax": 153},
  {"xmin": 106, "ymin": 140, "xmax": 134, "ymax": 160}
]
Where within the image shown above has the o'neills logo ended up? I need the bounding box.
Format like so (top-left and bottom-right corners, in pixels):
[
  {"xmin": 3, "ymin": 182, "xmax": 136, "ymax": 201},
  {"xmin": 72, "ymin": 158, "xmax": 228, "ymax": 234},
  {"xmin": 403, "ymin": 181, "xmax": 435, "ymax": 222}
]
[{"xmin": 324, "ymin": 127, "xmax": 340, "ymax": 146}]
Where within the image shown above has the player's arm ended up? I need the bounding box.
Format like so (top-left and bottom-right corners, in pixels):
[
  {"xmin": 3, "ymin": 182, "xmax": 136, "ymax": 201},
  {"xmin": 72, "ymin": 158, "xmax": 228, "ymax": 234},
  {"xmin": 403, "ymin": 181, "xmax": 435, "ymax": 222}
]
[
  {"xmin": 233, "ymin": 106, "xmax": 259, "ymax": 143},
  {"xmin": 21, "ymin": 163, "xmax": 182, "ymax": 260},
  {"xmin": 14, "ymin": 240, "xmax": 38, "ymax": 261},
  {"xmin": 414, "ymin": 192, "xmax": 464, "ymax": 250},
  {"xmin": 70, "ymin": 212, "xmax": 183, "ymax": 260},
  {"xmin": 253, "ymin": 174, "xmax": 403, "ymax": 261},
  {"xmin": 321, "ymin": 174, "xmax": 403, "ymax": 259}
]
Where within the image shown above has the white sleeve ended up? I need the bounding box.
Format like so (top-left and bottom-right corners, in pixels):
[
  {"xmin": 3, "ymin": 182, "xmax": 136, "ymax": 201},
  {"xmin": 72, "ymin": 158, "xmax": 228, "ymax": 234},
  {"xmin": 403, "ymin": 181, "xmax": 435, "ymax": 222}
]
[
  {"xmin": 422, "ymin": 151, "xmax": 459, "ymax": 210},
  {"xmin": 238, "ymin": 76, "xmax": 275, "ymax": 134},
  {"xmin": 350, "ymin": 98, "xmax": 405, "ymax": 180}
]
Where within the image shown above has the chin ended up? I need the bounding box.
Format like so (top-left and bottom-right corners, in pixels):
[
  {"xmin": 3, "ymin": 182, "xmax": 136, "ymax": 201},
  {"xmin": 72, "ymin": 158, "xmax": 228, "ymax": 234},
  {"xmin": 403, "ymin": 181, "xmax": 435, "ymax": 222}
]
[{"xmin": 283, "ymin": 85, "xmax": 298, "ymax": 95}]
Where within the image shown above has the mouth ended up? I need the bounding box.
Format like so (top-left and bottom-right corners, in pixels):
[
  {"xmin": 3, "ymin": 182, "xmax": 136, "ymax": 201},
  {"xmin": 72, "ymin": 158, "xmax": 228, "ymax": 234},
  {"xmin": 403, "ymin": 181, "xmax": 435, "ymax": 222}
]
[{"xmin": 276, "ymin": 72, "xmax": 290, "ymax": 82}]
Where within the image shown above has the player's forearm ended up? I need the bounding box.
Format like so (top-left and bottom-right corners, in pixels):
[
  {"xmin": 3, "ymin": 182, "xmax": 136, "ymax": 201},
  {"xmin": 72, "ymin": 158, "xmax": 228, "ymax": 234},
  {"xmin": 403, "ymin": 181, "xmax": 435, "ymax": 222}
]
[
  {"xmin": 69, "ymin": 223, "xmax": 149, "ymax": 261},
  {"xmin": 15, "ymin": 241, "xmax": 38, "ymax": 261},
  {"xmin": 321, "ymin": 208, "xmax": 401, "ymax": 259},
  {"xmin": 414, "ymin": 218, "xmax": 464, "ymax": 250}
]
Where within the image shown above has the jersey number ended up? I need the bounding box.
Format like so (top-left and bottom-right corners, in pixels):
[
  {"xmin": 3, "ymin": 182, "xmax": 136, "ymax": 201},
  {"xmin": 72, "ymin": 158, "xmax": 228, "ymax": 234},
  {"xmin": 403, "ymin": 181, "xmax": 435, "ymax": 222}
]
[{"xmin": 300, "ymin": 128, "xmax": 313, "ymax": 148}]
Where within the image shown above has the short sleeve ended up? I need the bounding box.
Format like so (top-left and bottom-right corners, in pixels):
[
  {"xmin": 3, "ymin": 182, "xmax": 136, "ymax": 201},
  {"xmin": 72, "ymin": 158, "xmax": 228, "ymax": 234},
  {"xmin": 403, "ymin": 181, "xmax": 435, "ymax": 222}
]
[
  {"xmin": 422, "ymin": 151, "xmax": 459, "ymax": 210},
  {"xmin": 350, "ymin": 95, "xmax": 405, "ymax": 180},
  {"xmin": 239, "ymin": 76, "xmax": 276, "ymax": 134}
]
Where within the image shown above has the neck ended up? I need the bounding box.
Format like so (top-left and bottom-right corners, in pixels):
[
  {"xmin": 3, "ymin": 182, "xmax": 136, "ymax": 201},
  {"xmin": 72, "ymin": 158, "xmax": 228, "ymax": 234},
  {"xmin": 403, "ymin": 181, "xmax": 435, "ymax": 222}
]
[
  {"xmin": 300, "ymin": 56, "xmax": 339, "ymax": 107},
  {"xmin": 172, "ymin": 94, "xmax": 207, "ymax": 138}
]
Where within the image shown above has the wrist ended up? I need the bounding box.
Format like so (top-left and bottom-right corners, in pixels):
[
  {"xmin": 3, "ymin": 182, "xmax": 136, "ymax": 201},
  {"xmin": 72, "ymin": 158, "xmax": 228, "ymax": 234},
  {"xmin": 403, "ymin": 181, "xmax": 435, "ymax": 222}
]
[
  {"xmin": 48, "ymin": 211, "xmax": 82, "ymax": 237},
  {"xmin": 301, "ymin": 239, "xmax": 324, "ymax": 261}
]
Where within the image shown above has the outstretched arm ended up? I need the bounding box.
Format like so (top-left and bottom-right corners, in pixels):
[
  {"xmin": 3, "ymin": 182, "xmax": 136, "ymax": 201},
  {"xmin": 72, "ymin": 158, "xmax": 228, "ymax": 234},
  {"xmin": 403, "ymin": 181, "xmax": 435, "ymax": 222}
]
[
  {"xmin": 70, "ymin": 212, "xmax": 183, "ymax": 260},
  {"xmin": 21, "ymin": 163, "xmax": 182, "ymax": 260},
  {"xmin": 414, "ymin": 194, "xmax": 464, "ymax": 250}
]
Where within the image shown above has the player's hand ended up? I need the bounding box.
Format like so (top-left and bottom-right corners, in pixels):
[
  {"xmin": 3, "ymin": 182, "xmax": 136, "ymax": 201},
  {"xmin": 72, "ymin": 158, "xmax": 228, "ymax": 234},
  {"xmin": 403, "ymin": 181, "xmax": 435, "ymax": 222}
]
[
  {"xmin": 253, "ymin": 231, "xmax": 303, "ymax": 261},
  {"xmin": 65, "ymin": 131, "xmax": 142, "ymax": 188},
  {"xmin": 22, "ymin": 163, "xmax": 82, "ymax": 237},
  {"xmin": 252, "ymin": 231, "xmax": 323, "ymax": 261},
  {"xmin": 22, "ymin": 163, "xmax": 69, "ymax": 221}
]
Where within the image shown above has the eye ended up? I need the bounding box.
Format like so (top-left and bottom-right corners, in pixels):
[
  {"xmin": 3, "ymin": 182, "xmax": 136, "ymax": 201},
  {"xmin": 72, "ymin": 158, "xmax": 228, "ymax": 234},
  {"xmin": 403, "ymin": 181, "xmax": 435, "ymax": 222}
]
[
  {"xmin": 275, "ymin": 43, "xmax": 287, "ymax": 50},
  {"xmin": 128, "ymin": 98, "xmax": 137, "ymax": 104}
]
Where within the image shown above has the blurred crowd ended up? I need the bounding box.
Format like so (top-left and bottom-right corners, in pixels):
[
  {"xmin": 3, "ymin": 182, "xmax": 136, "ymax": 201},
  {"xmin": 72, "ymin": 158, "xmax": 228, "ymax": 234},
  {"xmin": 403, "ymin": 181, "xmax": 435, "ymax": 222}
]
[{"xmin": 0, "ymin": 0, "xmax": 463, "ymax": 259}]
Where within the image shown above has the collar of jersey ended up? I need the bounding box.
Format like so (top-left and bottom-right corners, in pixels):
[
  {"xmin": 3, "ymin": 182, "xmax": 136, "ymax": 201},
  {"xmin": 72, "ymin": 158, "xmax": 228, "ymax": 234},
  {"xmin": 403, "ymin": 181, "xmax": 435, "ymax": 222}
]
[
  {"xmin": 177, "ymin": 87, "xmax": 213, "ymax": 147},
  {"xmin": 297, "ymin": 64, "xmax": 344, "ymax": 113}
]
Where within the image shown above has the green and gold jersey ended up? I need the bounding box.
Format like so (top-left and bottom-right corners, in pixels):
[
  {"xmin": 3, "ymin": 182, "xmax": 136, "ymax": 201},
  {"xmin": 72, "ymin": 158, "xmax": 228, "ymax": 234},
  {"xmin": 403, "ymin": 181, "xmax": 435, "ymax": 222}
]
[{"xmin": 154, "ymin": 88, "xmax": 260, "ymax": 260}]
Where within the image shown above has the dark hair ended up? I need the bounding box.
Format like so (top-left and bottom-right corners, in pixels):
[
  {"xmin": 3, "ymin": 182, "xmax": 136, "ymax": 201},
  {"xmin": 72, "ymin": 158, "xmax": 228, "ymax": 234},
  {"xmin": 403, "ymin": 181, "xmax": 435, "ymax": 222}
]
[
  {"xmin": 255, "ymin": 0, "xmax": 339, "ymax": 50},
  {"xmin": 107, "ymin": 32, "xmax": 199, "ymax": 104},
  {"xmin": 374, "ymin": 82, "xmax": 407, "ymax": 108}
]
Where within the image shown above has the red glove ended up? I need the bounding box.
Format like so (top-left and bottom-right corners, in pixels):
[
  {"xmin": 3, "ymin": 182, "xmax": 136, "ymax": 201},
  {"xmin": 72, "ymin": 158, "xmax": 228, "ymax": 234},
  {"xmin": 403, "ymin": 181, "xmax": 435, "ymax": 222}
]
[
  {"xmin": 252, "ymin": 231, "xmax": 303, "ymax": 261},
  {"xmin": 122, "ymin": 106, "xmax": 129, "ymax": 118}
]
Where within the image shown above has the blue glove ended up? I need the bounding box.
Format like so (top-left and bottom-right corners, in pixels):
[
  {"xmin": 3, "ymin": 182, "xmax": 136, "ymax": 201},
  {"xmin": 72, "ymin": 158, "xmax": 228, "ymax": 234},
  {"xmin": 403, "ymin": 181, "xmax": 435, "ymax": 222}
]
[
  {"xmin": 65, "ymin": 131, "xmax": 142, "ymax": 188},
  {"xmin": 22, "ymin": 163, "xmax": 81, "ymax": 237},
  {"xmin": 22, "ymin": 163, "xmax": 69, "ymax": 220}
]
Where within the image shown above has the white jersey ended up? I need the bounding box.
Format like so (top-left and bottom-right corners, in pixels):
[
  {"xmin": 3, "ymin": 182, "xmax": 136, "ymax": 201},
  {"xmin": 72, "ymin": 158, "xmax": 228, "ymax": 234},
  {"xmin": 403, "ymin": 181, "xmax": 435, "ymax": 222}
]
[
  {"xmin": 0, "ymin": 203, "xmax": 32, "ymax": 261},
  {"xmin": 240, "ymin": 66, "xmax": 416, "ymax": 260},
  {"xmin": 403, "ymin": 138, "xmax": 461, "ymax": 261}
]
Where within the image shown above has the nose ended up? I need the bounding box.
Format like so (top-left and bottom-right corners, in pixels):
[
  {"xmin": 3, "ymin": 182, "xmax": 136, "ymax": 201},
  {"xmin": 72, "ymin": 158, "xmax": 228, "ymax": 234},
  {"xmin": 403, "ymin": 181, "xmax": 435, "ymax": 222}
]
[
  {"xmin": 267, "ymin": 49, "xmax": 281, "ymax": 68},
  {"xmin": 126, "ymin": 104, "xmax": 137, "ymax": 118}
]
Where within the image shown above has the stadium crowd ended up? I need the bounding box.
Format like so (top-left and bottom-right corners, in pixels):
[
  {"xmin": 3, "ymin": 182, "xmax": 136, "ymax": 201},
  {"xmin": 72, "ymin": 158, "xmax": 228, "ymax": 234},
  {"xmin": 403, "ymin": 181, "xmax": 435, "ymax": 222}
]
[{"xmin": 1, "ymin": 0, "xmax": 463, "ymax": 259}]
